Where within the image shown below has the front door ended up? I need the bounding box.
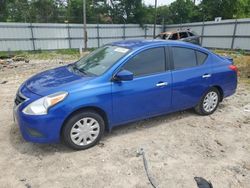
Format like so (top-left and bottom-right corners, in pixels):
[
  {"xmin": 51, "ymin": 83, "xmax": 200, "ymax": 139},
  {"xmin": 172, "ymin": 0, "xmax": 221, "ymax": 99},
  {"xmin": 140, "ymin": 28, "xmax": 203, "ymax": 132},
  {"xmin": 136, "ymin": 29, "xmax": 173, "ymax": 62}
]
[{"xmin": 111, "ymin": 47, "xmax": 172, "ymax": 126}]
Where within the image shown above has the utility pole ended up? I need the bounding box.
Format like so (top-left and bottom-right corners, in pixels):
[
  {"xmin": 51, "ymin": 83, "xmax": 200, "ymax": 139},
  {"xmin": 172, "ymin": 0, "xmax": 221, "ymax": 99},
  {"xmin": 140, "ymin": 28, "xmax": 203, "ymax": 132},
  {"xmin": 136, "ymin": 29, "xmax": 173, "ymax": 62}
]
[
  {"xmin": 83, "ymin": 0, "xmax": 87, "ymax": 50},
  {"xmin": 153, "ymin": 0, "xmax": 157, "ymax": 39}
]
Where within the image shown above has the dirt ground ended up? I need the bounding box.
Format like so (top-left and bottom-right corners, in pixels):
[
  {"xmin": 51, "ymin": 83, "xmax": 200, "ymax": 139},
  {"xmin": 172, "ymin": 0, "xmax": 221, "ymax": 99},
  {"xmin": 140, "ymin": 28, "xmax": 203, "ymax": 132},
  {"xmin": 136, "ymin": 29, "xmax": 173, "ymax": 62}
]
[{"xmin": 0, "ymin": 56, "xmax": 250, "ymax": 188}]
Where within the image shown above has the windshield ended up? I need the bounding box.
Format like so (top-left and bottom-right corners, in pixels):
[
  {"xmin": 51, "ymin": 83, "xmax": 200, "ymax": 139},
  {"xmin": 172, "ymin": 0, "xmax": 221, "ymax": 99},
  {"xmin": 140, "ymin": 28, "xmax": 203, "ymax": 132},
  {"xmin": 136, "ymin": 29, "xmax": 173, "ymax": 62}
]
[
  {"xmin": 74, "ymin": 45, "xmax": 130, "ymax": 76},
  {"xmin": 156, "ymin": 34, "xmax": 170, "ymax": 39}
]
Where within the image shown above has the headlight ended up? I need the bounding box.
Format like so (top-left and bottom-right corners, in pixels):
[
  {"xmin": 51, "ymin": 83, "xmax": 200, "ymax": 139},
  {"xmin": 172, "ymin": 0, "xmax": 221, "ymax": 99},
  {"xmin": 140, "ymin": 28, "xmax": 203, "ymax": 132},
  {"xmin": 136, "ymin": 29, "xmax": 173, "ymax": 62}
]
[{"xmin": 22, "ymin": 91, "xmax": 68, "ymax": 115}]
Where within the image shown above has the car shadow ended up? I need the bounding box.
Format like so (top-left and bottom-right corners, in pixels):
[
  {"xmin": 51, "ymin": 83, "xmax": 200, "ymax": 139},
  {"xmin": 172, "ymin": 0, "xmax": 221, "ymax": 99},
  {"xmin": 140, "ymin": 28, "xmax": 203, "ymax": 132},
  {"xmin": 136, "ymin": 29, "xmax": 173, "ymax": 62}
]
[
  {"xmin": 9, "ymin": 124, "xmax": 71, "ymax": 156},
  {"xmin": 9, "ymin": 109, "xmax": 198, "ymax": 156},
  {"xmin": 103, "ymin": 109, "xmax": 195, "ymax": 140}
]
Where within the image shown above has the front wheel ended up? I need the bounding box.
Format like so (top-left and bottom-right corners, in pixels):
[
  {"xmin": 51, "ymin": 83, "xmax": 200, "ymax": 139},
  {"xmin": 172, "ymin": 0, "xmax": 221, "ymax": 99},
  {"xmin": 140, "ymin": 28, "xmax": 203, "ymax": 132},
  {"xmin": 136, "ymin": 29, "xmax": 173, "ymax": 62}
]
[
  {"xmin": 195, "ymin": 88, "xmax": 220, "ymax": 115},
  {"xmin": 62, "ymin": 111, "xmax": 105, "ymax": 150}
]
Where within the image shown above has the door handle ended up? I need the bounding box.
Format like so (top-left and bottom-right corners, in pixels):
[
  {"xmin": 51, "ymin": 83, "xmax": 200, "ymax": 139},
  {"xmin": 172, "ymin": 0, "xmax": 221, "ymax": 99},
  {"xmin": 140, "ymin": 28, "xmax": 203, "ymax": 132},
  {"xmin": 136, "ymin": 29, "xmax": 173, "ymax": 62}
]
[
  {"xmin": 156, "ymin": 82, "xmax": 168, "ymax": 87},
  {"xmin": 202, "ymin": 74, "xmax": 211, "ymax": 78}
]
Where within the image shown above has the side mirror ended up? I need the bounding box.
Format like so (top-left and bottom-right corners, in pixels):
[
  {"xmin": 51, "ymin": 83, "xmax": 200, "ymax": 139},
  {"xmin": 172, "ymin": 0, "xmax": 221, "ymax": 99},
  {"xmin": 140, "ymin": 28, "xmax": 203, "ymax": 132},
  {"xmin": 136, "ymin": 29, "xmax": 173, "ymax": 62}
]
[{"xmin": 114, "ymin": 70, "xmax": 133, "ymax": 81}]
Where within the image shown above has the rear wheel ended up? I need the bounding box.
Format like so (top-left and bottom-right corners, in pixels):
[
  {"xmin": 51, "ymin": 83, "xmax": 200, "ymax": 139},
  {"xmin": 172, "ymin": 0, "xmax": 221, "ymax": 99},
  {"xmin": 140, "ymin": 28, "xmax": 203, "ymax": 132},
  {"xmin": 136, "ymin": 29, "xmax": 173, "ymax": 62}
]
[
  {"xmin": 62, "ymin": 111, "xmax": 105, "ymax": 150},
  {"xmin": 195, "ymin": 88, "xmax": 220, "ymax": 115}
]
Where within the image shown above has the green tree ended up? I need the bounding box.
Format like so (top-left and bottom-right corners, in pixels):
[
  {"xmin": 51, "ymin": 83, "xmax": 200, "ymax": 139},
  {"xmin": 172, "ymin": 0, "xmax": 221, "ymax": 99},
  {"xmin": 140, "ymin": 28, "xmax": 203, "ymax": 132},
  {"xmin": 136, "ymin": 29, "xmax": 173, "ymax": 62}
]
[
  {"xmin": 156, "ymin": 5, "xmax": 171, "ymax": 24},
  {"xmin": 109, "ymin": 0, "xmax": 150, "ymax": 25},
  {"xmin": 29, "ymin": 0, "xmax": 62, "ymax": 23},
  {"xmin": 67, "ymin": 0, "xmax": 108, "ymax": 23},
  {"xmin": 6, "ymin": 0, "xmax": 30, "ymax": 22},
  {"xmin": 0, "ymin": 0, "xmax": 9, "ymax": 22},
  {"xmin": 234, "ymin": 0, "xmax": 250, "ymax": 18},
  {"xmin": 0, "ymin": 0, "xmax": 250, "ymax": 24},
  {"xmin": 168, "ymin": 0, "xmax": 201, "ymax": 24},
  {"xmin": 199, "ymin": 0, "xmax": 250, "ymax": 20}
]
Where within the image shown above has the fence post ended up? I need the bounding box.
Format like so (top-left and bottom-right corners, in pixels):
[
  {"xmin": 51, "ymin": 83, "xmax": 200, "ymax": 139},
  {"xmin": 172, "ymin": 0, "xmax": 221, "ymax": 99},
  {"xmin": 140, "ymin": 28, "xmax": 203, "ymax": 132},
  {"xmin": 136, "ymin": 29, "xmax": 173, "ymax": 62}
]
[
  {"xmin": 200, "ymin": 21, "xmax": 205, "ymax": 46},
  {"xmin": 123, "ymin": 23, "xmax": 126, "ymax": 40},
  {"xmin": 144, "ymin": 25, "xmax": 147, "ymax": 39},
  {"xmin": 29, "ymin": 23, "xmax": 35, "ymax": 51},
  {"xmin": 231, "ymin": 19, "xmax": 238, "ymax": 50},
  {"xmin": 67, "ymin": 23, "xmax": 71, "ymax": 49},
  {"xmin": 97, "ymin": 23, "xmax": 100, "ymax": 47},
  {"xmin": 162, "ymin": 18, "xmax": 165, "ymax": 32}
]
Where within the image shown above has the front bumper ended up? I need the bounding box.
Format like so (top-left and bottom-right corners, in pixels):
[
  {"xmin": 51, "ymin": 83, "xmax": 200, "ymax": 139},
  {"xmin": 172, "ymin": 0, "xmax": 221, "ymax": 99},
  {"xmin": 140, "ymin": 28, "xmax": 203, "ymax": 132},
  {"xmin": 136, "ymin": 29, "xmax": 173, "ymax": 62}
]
[
  {"xmin": 13, "ymin": 86, "xmax": 65, "ymax": 143},
  {"xmin": 14, "ymin": 107, "xmax": 64, "ymax": 143}
]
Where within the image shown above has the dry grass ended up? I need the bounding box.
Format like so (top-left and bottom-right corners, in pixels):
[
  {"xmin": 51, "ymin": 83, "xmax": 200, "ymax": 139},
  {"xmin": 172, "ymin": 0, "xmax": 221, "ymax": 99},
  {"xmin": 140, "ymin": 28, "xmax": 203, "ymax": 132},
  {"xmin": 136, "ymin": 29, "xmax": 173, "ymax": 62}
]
[{"xmin": 215, "ymin": 50, "xmax": 250, "ymax": 80}]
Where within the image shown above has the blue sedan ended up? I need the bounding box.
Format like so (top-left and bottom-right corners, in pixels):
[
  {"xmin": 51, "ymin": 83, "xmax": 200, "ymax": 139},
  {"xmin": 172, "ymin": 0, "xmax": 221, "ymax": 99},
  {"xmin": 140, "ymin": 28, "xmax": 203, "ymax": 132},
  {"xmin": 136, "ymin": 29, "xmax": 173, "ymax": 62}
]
[{"xmin": 14, "ymin": 40, "xmax": 238, "ymax": 150}]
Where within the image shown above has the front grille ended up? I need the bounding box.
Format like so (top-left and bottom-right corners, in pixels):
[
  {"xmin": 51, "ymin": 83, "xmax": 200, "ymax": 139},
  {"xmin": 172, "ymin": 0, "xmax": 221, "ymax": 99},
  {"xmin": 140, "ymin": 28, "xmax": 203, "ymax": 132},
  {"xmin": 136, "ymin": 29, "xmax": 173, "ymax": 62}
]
[{"xmin": 15, "ymin": 92, "xmax": 26, "ymax": 106}]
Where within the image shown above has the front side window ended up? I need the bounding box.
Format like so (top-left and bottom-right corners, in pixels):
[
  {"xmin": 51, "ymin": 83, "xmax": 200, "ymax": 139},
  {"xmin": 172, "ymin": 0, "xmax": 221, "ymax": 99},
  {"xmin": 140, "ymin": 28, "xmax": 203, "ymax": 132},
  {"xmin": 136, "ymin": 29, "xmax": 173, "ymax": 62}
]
[
  {"xmin": 170, "ymin": 33, "xmax": 178, "ymax": 40},
  {"xmin": 123, "ymin": 47, "xmax": 165, "ymax": 77},
  {"xmin": 172, "ymin": 47, "xmax": 197, "ymax": 69},
  {"xmin": 74, "ymin": 45, "xmax": 130, "ymax": 76},
  {"xmin": 179, "ymin": 32, "xmax": 188, "ymax": 39}
]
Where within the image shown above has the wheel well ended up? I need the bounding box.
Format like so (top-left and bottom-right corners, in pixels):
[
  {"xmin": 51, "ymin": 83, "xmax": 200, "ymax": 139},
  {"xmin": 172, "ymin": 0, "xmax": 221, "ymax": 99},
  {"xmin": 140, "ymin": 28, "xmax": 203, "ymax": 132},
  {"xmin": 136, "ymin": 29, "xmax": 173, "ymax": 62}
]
[
  {"xmin": 212, "ymin": 85, "xmax": 224, "ymax": 101},
  {"xmin": 60, "ymin": 106, "xmax": 109, "ymax": 137}
]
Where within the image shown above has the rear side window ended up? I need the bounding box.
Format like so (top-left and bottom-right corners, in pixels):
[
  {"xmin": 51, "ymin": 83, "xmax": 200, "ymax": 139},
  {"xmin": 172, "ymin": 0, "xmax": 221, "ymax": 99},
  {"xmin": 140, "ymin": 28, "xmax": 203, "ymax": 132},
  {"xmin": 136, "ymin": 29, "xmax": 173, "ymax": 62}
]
[
  {"xmin": 179, "ymin": 32, "xmax": 188, "ymax": 39},
  {"xmin": 123, "ymin": 47, "xmax": 165, "ymax": 77},
  {"xmin": 172, "ymin": 47, "xmax": 196, "ymax": 69},
  {"xmin": 172, "ymin": 47, "xmax": 208, "ymax": 69},
  {"xmin": 196, "ymin": 51, "xmax": 208, "ymax": 65}
]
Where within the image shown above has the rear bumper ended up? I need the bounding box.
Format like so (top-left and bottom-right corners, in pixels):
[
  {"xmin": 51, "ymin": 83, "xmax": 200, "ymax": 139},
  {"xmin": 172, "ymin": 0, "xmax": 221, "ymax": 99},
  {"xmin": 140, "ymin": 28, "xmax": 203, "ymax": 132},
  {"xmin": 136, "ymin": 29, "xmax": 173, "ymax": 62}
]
[{"xmin": 224, "ymin": 88, "xmax": 236, "ymax": 98}]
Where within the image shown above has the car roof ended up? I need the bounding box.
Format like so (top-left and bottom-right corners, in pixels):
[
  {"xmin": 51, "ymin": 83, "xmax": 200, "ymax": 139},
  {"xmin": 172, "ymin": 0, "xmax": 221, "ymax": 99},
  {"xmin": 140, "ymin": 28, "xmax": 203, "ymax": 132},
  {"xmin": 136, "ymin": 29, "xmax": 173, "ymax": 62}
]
[
  {"xmin": 159, "ymin": 30, "xmax": 192, "ymax": 35},
  {"xmin": 160, "ymin": 32, "xmax": 172, "ymax": 35},
  {"xmin": 111, "ymin": 39, "xmax": 204, "ymax": 51},
  {"xmin": 111, "ymin": 40, "xmax": 166, "ymax": 49}
]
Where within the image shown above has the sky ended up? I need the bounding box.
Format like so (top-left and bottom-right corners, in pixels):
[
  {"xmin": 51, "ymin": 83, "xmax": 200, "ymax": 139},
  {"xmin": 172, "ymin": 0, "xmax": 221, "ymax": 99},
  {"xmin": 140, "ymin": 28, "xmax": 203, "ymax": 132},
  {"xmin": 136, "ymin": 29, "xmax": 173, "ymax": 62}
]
[{"xmin": 144, "ymin": 0, "xmax": 176, "ymax": 6}]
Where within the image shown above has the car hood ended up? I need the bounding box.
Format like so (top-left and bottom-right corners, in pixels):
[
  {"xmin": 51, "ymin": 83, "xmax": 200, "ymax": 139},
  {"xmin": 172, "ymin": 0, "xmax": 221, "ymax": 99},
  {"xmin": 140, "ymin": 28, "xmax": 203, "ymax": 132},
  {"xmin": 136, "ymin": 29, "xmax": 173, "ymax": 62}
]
[{"xmin": 25, "ymin": 66, "xmax": 94, "ymax": 96}]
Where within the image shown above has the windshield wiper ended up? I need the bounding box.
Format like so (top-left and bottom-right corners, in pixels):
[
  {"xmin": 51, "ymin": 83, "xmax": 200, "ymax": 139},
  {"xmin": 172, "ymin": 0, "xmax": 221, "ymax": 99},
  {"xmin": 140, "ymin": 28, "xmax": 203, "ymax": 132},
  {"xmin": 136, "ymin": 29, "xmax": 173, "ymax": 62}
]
[
  {"xmin": 68, "ymin": 63, "xmax": 95, "ymax": 76},
  {"xmin": 68, "ymin": 63, "xmax": 83, "ymax": 75}
]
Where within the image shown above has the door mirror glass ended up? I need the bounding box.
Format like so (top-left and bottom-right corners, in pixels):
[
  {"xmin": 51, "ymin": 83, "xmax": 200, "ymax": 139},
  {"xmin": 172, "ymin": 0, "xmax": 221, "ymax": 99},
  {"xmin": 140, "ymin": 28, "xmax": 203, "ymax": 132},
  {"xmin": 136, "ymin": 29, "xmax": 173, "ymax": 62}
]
[{"xmin": 114, "ymin": 70, "xmax": 134, "ymax": 81}]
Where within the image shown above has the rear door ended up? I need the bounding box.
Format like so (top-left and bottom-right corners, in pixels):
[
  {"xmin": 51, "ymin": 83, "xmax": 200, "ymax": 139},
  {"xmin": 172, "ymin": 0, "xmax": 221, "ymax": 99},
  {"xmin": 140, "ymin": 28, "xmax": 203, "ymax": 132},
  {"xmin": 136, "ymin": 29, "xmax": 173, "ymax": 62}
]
[
  {"xmin": 111, "ymin": 47, "xmax": 172, "ymax": 126},
  {"xmin": 170, "ymin": 46, "xmax": 212, "ymax": 110}
]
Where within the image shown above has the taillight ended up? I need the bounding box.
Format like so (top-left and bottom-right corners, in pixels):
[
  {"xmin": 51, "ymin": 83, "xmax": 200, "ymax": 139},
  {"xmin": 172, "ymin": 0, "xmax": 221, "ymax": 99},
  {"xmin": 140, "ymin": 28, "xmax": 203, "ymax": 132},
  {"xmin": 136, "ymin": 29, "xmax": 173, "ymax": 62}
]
[{"xmin": 229, "ymin": 65, "xmax": 238, "ymax": 73}]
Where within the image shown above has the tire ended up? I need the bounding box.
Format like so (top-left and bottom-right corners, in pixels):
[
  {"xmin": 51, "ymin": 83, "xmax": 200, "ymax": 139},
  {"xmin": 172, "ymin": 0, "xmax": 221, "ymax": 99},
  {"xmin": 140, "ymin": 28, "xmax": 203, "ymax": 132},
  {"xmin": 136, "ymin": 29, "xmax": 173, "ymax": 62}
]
[
  {"xmin": 62, "ymin": 110, "xmax": 105, "ymax": 150},
  {"xmin": 194, "ymin": 88, "xmax": 220, "ymax": 115}
]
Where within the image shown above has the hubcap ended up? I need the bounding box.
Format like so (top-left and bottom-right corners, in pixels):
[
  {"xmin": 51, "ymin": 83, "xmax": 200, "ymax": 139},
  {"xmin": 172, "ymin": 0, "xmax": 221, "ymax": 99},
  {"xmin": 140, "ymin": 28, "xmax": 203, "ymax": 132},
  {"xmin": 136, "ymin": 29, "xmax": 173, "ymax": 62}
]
[
  {"xmin": 70, "ymin": 117, "xmax": 100, "ymax": 146},
  {"xmin": 203, "ymin": 91, "xmax": 218, "ymax": 112}
]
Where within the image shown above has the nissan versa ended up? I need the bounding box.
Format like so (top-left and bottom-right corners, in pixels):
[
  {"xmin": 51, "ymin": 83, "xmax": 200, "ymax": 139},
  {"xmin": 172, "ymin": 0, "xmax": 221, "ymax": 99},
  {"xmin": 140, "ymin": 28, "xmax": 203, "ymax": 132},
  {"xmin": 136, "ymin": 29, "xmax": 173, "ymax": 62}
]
[{"xmin": 14, "ymin": 40, "xmax": 238, "ymax": 150}]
